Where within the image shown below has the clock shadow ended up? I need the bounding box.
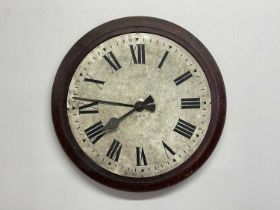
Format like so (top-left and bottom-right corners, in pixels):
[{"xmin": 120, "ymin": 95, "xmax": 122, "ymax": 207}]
[
  {"xmin": 73, "ymin": 168, "xmax": 181, "ymax": 199},
  {"xmin": 67, "ymin": 156, "xmax": 210, "ymax": 200},
  {"xmin": 74, "ymin": 161, "xmax": 210, "ymax": 200}
]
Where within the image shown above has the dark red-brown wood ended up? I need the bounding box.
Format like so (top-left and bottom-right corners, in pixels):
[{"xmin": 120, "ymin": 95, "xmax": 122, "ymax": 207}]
[{"xmin": 51, "ymin": 16, "xmax": 226, "ymax": 192}]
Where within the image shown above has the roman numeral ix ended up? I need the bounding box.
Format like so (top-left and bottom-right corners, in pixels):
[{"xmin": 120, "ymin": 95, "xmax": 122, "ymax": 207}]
[
  {"xmin": 136, "ymin": 147, "xmax": 148, "ymax": 166},
  {"xmin": 84, "ymin": 121, "xmax": 105, "ymax": 144},
  {"xmin": 103, "ymin": 51, "xmax": 121, "ymax": 71},
  {"xmin": 181, "ymin": 98, "xmax": 200, "ymax": 109},
  {"xmin": 106, "ymin": 139, "xmax": 122, "ymax": 161},
  {"xmin": 174, "ymin": 71, "xmax": 192, "ymax": 86},
  {"xmin": 173, "ymin": 118, "xmax": 196, "ymax": 139},
  {"xmin": 130, "ymin": 44, "xmax": 145, "ymax": 64}
]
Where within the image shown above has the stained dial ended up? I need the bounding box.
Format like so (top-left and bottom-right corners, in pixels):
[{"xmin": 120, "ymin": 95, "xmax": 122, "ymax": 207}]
[{"xmin": 67, "ymin": 33, "xmax": 211, "ymax": 178}]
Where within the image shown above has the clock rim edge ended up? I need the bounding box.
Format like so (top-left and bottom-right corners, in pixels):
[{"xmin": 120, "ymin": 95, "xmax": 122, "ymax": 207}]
[{"xmin": 51, "ymin": 16, "xmax": 227, "ymax": 192}]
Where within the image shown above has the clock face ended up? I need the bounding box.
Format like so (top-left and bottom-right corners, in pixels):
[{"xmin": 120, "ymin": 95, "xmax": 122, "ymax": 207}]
[
  {"xmin": 52, "ymin": 17, "xmax": 226, "ymax": 191},
  {"xmin": 66, "ymin": 33, "xmax": 211, "ymax": 178}
]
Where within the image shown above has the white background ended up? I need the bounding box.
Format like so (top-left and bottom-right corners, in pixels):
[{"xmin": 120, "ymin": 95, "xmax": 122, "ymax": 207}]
[{"xmin": 1, "ymin": 0, "xmax": 280, "ymax": 209}]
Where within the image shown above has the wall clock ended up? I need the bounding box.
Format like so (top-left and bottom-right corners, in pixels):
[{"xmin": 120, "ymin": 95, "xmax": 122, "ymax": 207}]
[{"xmin": 52, "ymin": 16, "xmax": 226, "ymax": 192}]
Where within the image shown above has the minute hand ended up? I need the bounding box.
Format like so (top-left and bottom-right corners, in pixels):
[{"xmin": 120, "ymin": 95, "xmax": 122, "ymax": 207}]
[{"xmin": 72, "ymin": 97, "xmax": 134, "ymax": 108}]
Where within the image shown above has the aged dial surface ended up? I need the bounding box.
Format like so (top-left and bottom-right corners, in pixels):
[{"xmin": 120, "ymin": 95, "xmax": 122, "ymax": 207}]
[{"xmin": 67, "ymin": 33, "xmax": 211, "ymax": 178}]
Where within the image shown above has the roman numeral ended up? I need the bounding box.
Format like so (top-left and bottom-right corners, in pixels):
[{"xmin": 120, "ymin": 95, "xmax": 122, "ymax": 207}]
[
  {"xmin": 106, "ymin": 139, "xmax": 122, "ymax": 161},
  {"xmin": 136, "ymin": 147, "xmax": 148, "ymax": 166},
  {"xmin": 173, "ymin": 118, "xmax": 196, "ymax": 139},
  {"xmin": 174, "ymin": 71, "xmax": 192, "ymax": 86},
  {"xmin": 129, "ymin": 44, "xmax": 145, "ymax": 64},
  {"xmin": 79, "ymin": 102, "xmax": 98, "ymax": 114},
  {"xmin": 162, "ymin": 141, "xmax": 176, "ymax": 157},
  {"xmin": 158, "ymin": 51, "xmax": 169, "ymax": 68},
  {"xmin": 84, "ymin": 121, "xmax": 105, "ymax": 144},
  {"xmin": 84, "ymin": 78, "xmax": 105, "ymax": 85},
  {"xmin": 181, "ymin": 98, "xmax": 200, "ymax": 109},
  {"xmin": 103, "ymin": 51, "xmax": 121, "ymax": 71}
]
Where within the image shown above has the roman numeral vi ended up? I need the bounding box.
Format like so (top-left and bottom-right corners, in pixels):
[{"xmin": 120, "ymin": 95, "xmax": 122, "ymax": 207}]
[{"xmin": 136, "ymin": 147, "xmax": 148, "ymax": 166}]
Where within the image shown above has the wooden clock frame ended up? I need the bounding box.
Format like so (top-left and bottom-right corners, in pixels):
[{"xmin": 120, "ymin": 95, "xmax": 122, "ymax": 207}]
[{"xmin": 51, "ymin": 16, "xmax": 226, "ymax": 192}]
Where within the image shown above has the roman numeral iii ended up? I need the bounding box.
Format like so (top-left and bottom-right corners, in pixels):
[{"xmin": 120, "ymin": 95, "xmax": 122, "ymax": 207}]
[
  {"xmin": 84, "ymin": 121, "xmax": 105, "ymax": 144},
  {"xmin": 174, "ymin": 71, "xmax": 192, "ymax": 86},
  {"xmin": 136, "ymin": 147, "xmax": 148, "ymax": 166},
  {"xmin": 181, "ymin": 98, "xmax": 200, "ymax": 109},
  {"xmin": 106, "ymin": 139, "xmax": 122, "ymax": 161},
  {"xmin": 130, "ymin": 44, "xmax": 145, "ymax": 64},
  {"xmin": 173, "ymin": 118, "xmax": 196, "ymax": 139},
  {"xmin": 79, "ymin": 102, "xmax": 98, "ymax": 114},
  {"xmin": 103, "ymin": 51, "xmax": 121, "ymax": 71}
]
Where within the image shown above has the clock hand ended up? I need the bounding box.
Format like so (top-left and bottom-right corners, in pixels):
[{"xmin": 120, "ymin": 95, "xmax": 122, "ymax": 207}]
[
  {"xmin": 72, "ymin": 96, "xmax": 134, "ymax": 108},
  {"xmin": 133, "ymin": 95, "xmax": 156, "ymax": 112},
  {"xmin": 142, "ymin": 95, "xmax": 156, "ymax": 112},
  {"xmin": 73, "ymin": 95, "xmax": 155, "ymax": 112},
  {"xmin": 104, "ymin": 95, "xmax": 156, "ymax": 132},
  {"xmin": 104, "ymin": 108, "xmax": 136, "ymax": 132}
]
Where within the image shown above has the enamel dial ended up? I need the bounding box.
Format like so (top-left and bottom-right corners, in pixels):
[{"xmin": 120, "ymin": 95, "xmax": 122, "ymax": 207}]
[{"xmin": 66, "ymin": 33, "xmax": 212, "ymax": 178}]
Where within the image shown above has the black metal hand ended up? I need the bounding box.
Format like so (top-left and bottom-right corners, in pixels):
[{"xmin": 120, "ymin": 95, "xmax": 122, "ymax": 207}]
[
  {"xmin": 141, "ymin": 95, "xmax": 156, "ymax": 112},
  {"xmin": 104, "ymin": 95, "xmax": 156, "ymax": 132},
  {"xmin": 73, "ymin": 95, "xmax": 155, "ymax": 112},
  {"xmin": 104, "ymin": 108, "xmax": 136, "ymax": 132},
  {"xmin": 72, "ymin": 96, "xmax": 134, "ymax": 108}
]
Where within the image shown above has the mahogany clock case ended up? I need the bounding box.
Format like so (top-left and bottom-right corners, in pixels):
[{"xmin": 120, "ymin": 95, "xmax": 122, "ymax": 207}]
[{"xmin": 51, "ymin": 16, "xmax": 226, "ymax": 192}]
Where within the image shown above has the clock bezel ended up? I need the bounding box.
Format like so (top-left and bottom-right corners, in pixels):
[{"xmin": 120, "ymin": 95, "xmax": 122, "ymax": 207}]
[{"xmin": 51, "ymin": 16, "xmax": 226, "ymax": 192}]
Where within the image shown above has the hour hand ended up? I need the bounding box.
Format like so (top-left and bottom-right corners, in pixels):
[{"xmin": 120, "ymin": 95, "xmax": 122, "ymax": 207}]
[
  {"xmin": 104, "ymin": 108, "xmax": 136, "ymax": 132},
  {"xmin": 72, "ymin": 97, "xmax": 134, "ymax": 108},
  {"xmin": 104, "ymin": 95, "xmax": 156, "ymax": 132},
  {"xmin": 142, "ymin": 95, "xmax": 156, "ymax": 112},
  {"xmin": 134, "ymin": 95, "xmax": 156, "ymax": 112}
]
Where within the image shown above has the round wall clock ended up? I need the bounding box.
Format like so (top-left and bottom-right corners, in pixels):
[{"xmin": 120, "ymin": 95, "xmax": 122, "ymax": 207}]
[{"xmin": 52, "ymin": 17, "xmax": 226, "ymax": 192}]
